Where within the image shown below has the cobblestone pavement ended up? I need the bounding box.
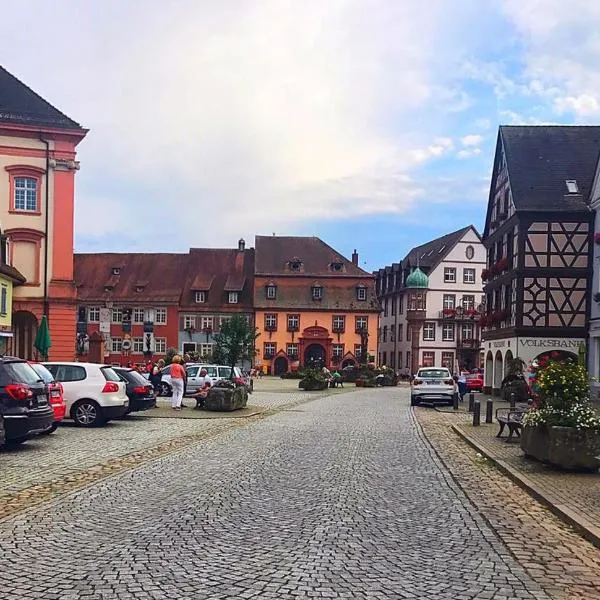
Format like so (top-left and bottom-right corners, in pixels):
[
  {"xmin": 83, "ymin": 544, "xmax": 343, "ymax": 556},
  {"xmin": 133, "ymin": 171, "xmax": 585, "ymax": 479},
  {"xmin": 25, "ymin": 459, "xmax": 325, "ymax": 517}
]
[
  {"xmin": 414, "ymin": 403, "xmax": 600, "ymax": 600},
  {"xmin": 0, "ymin": 388, "xmax": 548, "ymax": 599}
]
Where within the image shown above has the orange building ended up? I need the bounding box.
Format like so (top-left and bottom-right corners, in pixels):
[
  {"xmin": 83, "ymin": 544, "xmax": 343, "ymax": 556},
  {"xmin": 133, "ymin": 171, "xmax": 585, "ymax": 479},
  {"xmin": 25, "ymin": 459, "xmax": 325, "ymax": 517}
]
[
  {"xmin": 254, "ymin": 236, "xmax": 380, "ymax": 374},
  {"xmin": 0, "ymin": 66, "xmax": 88, "ymax": 359}
]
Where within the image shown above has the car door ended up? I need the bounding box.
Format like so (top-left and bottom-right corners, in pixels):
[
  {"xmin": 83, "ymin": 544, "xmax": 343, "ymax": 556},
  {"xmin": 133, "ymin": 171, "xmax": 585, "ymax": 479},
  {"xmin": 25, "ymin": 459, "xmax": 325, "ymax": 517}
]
[
  {"xmin": 205, "ymin": 366, "xmax": 219, "ymax": 384},
  {"xmin": 46, "ymin": 364, "xmax": 87, "ymax": 414},
  {"xmin": 186, "ymin": 366, "xmax": 200, "ymax": 392}
]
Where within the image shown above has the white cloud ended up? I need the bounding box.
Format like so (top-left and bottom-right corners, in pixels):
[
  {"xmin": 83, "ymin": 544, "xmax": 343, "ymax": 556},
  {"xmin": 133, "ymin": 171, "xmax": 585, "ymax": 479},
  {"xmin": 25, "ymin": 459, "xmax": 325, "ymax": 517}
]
[
  {"xmin": 456, "ymin": 148, "xmax": 482, "ymax": 159},
  {"xmin": 554, "ymin": 94, "xmax": 600, "ymax": 116},
  {"xmin": 461, "ymin": 134, "xmax": 483, "ymax": 146},
  {"xmin": 474, "ymin": 118, "xmax": 491, "ymax": 130}
]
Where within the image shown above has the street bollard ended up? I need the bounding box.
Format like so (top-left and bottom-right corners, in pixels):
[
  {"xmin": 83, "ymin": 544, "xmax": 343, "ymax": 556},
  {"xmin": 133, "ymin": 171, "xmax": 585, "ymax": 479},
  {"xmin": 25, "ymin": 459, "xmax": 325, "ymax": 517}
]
[
  {"xmin": 486, "ymin": 399, "xmax": 493, "ymax": 424},
  {"xmin": 468, "ymin": 392, "xmax": 475, "ymax": 413},
  {"xmin": 473, "ymin": 400, "xmax": 481, "ymax": 426},
  {"xmin": 510, "ymin": 392, "xmax": 516, "ymax": 409},
  {"xmin": 453, "ymin": 392, "xmax": 459, "ymax": 410}
]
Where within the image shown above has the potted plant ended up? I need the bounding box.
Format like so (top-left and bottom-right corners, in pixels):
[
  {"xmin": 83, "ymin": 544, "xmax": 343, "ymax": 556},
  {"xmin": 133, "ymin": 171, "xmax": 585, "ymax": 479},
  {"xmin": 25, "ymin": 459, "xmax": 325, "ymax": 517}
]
[
  {"xmin": 299, "ymin": 368, "xmax": 328, "ymax": 391},
  {"xmin": 521, "ymin": 359, "xmax": 600, "ymax": 471},
  {"xmin": 442, "ymin": 308, "xmax": 456, "ymax": 317}
]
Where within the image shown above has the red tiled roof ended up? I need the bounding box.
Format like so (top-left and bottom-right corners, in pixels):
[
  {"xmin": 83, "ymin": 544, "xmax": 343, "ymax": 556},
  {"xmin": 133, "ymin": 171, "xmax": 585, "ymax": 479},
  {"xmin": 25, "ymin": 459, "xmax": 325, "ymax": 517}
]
[
  {"xmin": 190, "ymin": 275, "xmax": 214, "ymax": 291},
  {"xmin": 255, "ymin": 236, "xmax": 369, "ymax": 276},
  {"xmin": 224, "ymin": 275, "xmax": 246, "ymax": 291}
]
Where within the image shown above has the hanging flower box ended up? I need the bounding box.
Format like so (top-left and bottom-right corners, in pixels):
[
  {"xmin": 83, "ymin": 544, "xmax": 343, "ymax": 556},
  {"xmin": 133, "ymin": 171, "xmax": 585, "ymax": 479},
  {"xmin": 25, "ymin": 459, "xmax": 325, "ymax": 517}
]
[
  {"xmin": 442, "ymin": 308, "xmax": 456, "ymax": 317},
  {"xmin": 497, "ymin": 257, "xmax": 509, "ymax": 272},
  {"xmin": 465, "ymin": 308, "xmax": 478, "ymax": 317},
  {"xmin": 492, "ymin": 310, "xmax": 503, "ymax": 323}
]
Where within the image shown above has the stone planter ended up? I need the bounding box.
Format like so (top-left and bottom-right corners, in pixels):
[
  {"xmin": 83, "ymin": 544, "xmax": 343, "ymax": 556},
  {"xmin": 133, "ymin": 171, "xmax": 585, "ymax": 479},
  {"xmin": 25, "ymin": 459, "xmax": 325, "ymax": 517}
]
[
  {"xmin": 521, "ymin": 425, "xmax": 600, "ymax": 471},
  {"xmin": 356, "ymin": 378, "xmax": 375, "ymax": 388},
  {"xmin": 204, "ymin": 386, "xmax": 248, "ymax": 411},
  {"xmin": 299, "ymin": 379, "xmax": 327, "ymax": 391}
]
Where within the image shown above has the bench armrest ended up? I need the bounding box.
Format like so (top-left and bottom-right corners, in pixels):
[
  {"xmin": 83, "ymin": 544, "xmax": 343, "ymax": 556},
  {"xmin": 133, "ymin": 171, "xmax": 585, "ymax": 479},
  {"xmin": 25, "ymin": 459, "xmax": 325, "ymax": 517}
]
[{"xmin": 496, "ymin": 407, "xmax": 510, "ymax": 419}]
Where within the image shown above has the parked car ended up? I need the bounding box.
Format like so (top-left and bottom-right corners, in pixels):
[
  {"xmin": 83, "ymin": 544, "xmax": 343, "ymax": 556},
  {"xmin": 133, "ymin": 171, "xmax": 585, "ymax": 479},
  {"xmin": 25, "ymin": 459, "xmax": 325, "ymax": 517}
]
[
  {"xmin": 410, "ymin": 367, "xmax": 457, "ymax": 406},
  {"xmin": 157, "ymin": 363, "xmax": 252, "ymax": 396},
  {"xmin": 465, "ymin": 373, "xmax": 484, "ymax": 393},
  {"xmin": 113, "ymin": 367, "xmax": 157, "ymax": 413},
  {"xmin": 29, "ymin": 362, "xmax": 66, "ymax": 434},
  {"xmin": 43, "ymin": 362, "xmax": 128, "ymax": 427},
  {"xmin": 0, "ymin": 356, "xmax": 54, "ymax": 445}
]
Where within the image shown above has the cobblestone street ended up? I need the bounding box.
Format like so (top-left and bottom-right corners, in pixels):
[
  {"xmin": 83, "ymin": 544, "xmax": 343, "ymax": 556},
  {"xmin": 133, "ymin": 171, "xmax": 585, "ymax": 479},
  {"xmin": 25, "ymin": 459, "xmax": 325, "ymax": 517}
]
[{"xmin": 0, "ymin": 386, "xmax": 554, "ymax": 600}]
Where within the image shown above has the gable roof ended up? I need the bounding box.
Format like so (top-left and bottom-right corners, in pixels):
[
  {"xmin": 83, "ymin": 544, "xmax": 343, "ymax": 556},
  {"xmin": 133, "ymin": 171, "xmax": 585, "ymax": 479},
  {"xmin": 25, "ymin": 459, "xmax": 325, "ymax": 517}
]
[
  {"xmin": 499, "ymin": 125, "xmax": 600, "ymax": 212},
  {"xmin": 0, "ymin": 66, "xmax": 84, "ymax": 131},
  {"xmin": 255, "ymin": 235, "xmax": 370, "ymax": 277}
]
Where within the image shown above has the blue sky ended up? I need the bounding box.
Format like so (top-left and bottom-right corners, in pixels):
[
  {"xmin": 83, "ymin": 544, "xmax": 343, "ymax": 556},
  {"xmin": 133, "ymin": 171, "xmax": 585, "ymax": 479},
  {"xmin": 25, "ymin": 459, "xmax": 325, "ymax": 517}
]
[{"xmin": 2, "ymin": 0, "xmax": 599, "ymax": 271}]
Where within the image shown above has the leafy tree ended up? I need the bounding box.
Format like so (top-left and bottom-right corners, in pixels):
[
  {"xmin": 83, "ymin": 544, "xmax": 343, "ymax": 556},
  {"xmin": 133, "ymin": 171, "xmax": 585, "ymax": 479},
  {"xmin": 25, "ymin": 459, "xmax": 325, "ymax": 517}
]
[
  {"xmin": 164, "ymin": 347, "xmax": 179, "ymax": 365},
  {"xmin": 213, "ymin": 315, "xmax": 259, "ymax": 378}
]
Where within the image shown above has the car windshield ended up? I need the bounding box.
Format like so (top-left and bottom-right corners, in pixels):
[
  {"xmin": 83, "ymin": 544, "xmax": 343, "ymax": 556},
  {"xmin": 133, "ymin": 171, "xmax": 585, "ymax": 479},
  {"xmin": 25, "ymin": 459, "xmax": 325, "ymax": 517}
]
[
  {"xmin": 30, "ymin": 363, "xmax": 55, "ymax": 383},
  {"xmin": 187, "ymin": 366, "xmax": 199, "ymax": 377},
  {"xmin": 101, "ymin": 367, "xmax": 121, "ymax": 382},
  {"xmin": 418, "ymin": 369, "xmax": 450, "ymax": 379},
  {"xmin": 117, "ymin": 369, "xmax": 148, "ymax": 385},
  {"xmin": 3, "ymin": 361, "xmax": 43, "ymax": 385}
]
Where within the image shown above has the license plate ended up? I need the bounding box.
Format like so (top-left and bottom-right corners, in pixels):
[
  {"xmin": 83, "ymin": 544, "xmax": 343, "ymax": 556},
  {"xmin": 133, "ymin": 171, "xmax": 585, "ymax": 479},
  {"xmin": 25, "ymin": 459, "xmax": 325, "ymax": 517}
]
[
  {"xmin": 426, "ymin": 380, "xmax": 439, "ymax": 385},
  {"xmin": 35, "ymin": 394, "xmax": 48, "ymax": 407}
]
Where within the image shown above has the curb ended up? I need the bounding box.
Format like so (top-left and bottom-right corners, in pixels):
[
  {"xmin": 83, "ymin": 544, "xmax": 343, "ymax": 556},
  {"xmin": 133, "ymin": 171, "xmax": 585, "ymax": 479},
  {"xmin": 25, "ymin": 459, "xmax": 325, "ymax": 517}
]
[{"xmin": 452, "ymin": 424, "xmax": 600, "ymax": 550}]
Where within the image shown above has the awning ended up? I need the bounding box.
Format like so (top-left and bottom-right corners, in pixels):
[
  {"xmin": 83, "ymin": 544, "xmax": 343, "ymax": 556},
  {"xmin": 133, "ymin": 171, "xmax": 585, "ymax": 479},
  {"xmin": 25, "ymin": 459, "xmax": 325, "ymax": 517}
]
[{"xmin": 0, "ymin": 331, "xmax": 14, "ymax": 337}]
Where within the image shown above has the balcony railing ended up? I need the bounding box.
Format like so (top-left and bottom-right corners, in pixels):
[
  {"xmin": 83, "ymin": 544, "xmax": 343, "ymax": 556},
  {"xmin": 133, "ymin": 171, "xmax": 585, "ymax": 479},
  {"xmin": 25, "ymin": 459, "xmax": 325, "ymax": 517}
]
[
  {"xmin": 457, "ymin": 338, "xmax": 480, "ymax": 349},
  {"xmin": 438, "ymin": 309, "xmax": 481, "ymax": 320}
]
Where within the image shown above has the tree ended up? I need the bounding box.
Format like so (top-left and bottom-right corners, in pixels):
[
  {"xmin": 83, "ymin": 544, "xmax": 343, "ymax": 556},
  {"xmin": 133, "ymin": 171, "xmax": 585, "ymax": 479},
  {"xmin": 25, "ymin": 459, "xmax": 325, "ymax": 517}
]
[{"xmin": 213, "ymin": 315, "xmax": 259, "ymax": 378}]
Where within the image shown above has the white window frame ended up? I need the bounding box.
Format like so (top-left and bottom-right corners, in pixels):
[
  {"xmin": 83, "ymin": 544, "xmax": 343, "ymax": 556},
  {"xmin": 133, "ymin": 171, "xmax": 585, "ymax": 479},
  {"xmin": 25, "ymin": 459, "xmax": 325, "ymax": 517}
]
[
  {"xmin": 463, "ymin": 268, "xmax": 476, "ymax": 284},
  {"xmin": 220, "ymin": 316, "xmax": 231, "ymax": 328},
  {"xmin": 443, "ymin": 267, "xmax": 456, "ymax": 283},
  {"xmin": 265, "ymin": 314, "xmax": 277, "ymax": 330},
  {"xmin": 332, "ymin": 344, "xmax": 344, "ymax": 359},
  {"xmin": 200, "ymin": 316, "xmax": 214, "ymax": 330},
  {"xmin": 133, "ymin": 308, "xmax": 145, "ymax": 324},
  {"xmin": 333, "ymin": 315, "xmax": 345, "ymax": 331},
  {"xmin": 14, "ymin": 177, "xmax": 37, "ymax": 211},
  {"xmin": 88, "ymin": 306, "xmax": 100, "ymax": 323},
  {"xmin": 111, "ymin": 308, "xmax": 123, "ymax": 324},
  {"xmin": 312, "ymin": 286, "xmax": 323, "ymax": 300},
  {"xmin": 195, "ymin": 291, "xmax": 206, "ymax": 304},
  {"xmin": 286, "ymin": 343, "xmax": 298, "ymax": 358},
  {"xmin": 462, "ymin": 295, "xmax": 475, "ymax": 310},
  {"xmin": 133, "ymin": 337, "xmax": 144, "ymax": 353},
  {"xmin": 442, "ymin": 324, "xmax": 455, "ymax": 341},
  {"xmin": 422, "ymin": 322, "xmax": 435, "ymax": 341},
  {"xmin": 264, "ymin": 342, "xmax": 276, "ymax": 358},
  {"xmin": 228, "ymin": 292, "xmax": 239, "ymax": 304},
  {"xmin": 200, "ymin": 343, "xmax": 213, "ymax": 358},
  {"xmin": 183, "ymin": 315, "xmax": 196, "ymax": 330},
  {"xmin": 461, "ymin": 323, "xmax": 474, "ymax": 339},
  {"xmin": 266, "ymin": 285, "xmax": 277, "ymax": 299},
  {"xmin": 154, "ymin": 337, "xmax": 167, "ymax": 354},
  {"xmin": 287, "ymin": 314, "xmax": 299, "ymax": 330},
  {"xmin": 111, "ymin": 337, "xmax": 123, "ymax": 352},
  {"xmin": 155, "ymin": 308, "xmax": 167, "ymax": 325},
  {"xmin": 355, "ymin": 316, "xmax": 368, "ymax": 331},
  {"xmin": 356, "ymin": 287, "xmax": 367, "ymax": 301},
  {"xmin": 442, "ymin": 295, "xmax": 456, "ymax": 310},
  {"xmin": 422, "ymin": 351, "xmax": 435, "ymax": 367}
]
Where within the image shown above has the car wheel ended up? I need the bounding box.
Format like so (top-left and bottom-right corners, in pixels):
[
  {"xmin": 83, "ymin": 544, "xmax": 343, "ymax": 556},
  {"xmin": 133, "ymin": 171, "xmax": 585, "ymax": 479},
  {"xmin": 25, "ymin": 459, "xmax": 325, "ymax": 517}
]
[
  {"xmin": 71, "ymin": 400, "xmax": 105, "ymax": 427},
  {"xmin": 159, "ymin": 382, "xmax": 172, "ymax": 397},
  {"xmin": 410, "ymin": 396, "xmax": 419, "ymax": 407},
  {"xmin": 40, "ymin": 422, "xmax": 59, "ymax": 435}
]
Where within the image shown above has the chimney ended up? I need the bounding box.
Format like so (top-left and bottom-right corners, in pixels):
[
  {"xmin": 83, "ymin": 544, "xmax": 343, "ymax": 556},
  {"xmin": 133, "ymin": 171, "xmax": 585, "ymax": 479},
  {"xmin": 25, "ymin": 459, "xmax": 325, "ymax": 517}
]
[
  {"xmin": 238, "ymin": 238, "xmax": 245, "ymax": 252},
  {"xmin": 351, "ymin": 249, "xmax": 359, "ymax": 266}
]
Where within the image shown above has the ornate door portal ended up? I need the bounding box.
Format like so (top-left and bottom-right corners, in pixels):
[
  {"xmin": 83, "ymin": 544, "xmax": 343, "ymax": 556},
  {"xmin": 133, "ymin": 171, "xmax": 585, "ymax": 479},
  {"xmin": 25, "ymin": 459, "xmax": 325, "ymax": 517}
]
[{"xmin": 304, "ymin": 343, "xmax": 326, "ymax": 369}]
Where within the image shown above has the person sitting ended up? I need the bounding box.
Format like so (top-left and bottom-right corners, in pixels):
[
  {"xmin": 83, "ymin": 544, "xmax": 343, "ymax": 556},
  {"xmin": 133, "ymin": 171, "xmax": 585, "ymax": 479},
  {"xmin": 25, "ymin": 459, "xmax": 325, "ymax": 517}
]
[
  {"xmin": 191, "ymin": 368, "xmax": 212, "ymax": 409},
  {"xmin": 331, "ymin": 371, "xmax": 343, "ymax": 388}
]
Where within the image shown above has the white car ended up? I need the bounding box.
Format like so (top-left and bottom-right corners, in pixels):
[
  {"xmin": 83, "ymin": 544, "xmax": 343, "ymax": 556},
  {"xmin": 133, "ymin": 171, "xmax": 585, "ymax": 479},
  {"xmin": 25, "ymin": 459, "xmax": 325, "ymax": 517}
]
[
  {"xmin": 410, "ymin": 367, "xmax": 457, "ymax": 407},
  {"xmin": 43, "ymin": 362, "xmax": 128, "ymax": 427}
]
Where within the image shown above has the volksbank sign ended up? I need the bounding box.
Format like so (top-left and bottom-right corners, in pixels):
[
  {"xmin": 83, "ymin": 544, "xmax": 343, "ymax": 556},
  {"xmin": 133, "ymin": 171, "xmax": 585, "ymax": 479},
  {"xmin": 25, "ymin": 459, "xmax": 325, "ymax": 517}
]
[{"xmin": 519, "ymin": 338, "xmax": 584, "ymax": 350}]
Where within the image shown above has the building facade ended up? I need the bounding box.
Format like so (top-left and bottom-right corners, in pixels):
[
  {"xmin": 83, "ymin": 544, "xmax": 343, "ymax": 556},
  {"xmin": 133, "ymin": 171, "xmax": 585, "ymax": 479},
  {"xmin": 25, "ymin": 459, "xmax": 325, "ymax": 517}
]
[
  {"xmin": 0, "ymin": 226, "xmax": 26, "ymax": 352},
  {"xmin": 482, "ymin": 126, "xmax": 595, "ymax": 394},
  {"xmin": 376, "ymin": 226, "xmax": 486, "ymax": 375},
  {"xmin": 254, "ymin": 236, "xmax": 379, "ymax": 375},
  {"xmin": 0, "ymin": 66, "xmax": 87, "ymax": 360}
]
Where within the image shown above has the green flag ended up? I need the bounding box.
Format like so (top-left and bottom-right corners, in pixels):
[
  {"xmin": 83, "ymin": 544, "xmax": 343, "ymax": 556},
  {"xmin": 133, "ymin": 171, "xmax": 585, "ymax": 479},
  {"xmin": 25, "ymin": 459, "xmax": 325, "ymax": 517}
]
[{"xmin": 34, "ymin": 315, "xmax": 52, "ymax": 360}]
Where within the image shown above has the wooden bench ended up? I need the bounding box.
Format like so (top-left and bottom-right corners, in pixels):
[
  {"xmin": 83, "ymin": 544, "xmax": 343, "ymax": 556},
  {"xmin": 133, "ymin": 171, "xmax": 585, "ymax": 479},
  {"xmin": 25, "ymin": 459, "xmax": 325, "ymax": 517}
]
[{"xmin": 496, "ymin": 407, "xmax": 527, "ymax": 441}]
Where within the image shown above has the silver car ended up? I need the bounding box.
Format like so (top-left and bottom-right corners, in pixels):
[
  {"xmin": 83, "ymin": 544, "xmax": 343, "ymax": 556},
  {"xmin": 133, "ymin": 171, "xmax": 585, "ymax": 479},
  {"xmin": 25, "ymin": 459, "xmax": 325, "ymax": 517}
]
[{"xmin": 410, "ymin": 367, "xmax": 457, "ymax": 406}]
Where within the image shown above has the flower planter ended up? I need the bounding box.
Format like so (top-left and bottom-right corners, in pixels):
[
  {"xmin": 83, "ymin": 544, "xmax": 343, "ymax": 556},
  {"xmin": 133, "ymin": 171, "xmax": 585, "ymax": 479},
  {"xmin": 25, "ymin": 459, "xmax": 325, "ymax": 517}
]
[
  {"xmin": 299, "ymin": 379, "xmax": 327, "ymax": 391},
  {"xmin": 204, "ymin": 386, "xmax": 248, "ymax": 411},
  {"xmin": 521, "ymin": 425, "xmax": 600, "ymax": 471}
]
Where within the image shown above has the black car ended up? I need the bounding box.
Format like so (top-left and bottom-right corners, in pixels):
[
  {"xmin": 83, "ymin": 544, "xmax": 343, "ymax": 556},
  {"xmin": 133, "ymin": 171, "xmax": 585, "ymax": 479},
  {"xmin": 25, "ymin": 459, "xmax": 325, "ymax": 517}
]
[
  {"xmin": 0, "ymin": 356, "xmax": 54, "ymax": 445},
  {"xmin": 113, "ymin": 368, "xmax": 156, "ymax": 413}
]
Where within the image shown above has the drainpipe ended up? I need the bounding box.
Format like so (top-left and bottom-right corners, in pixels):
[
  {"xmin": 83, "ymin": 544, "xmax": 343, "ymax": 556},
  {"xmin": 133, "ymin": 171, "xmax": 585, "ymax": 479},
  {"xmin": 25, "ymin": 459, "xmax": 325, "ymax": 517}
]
[{"xmin": 39, "ymin": 135, "xmax": 50, "ymax": 318}]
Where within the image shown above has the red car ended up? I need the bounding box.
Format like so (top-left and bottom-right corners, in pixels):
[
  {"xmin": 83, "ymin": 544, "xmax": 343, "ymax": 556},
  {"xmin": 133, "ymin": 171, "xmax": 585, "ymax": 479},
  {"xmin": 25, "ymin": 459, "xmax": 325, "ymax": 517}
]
[
  {"xmin": 465, "ymin": 373, "xmax": 484, "ymax": 392},
  {"xmin": 29, "ymin": 362, "xmax": 66, "ymax": 433}
]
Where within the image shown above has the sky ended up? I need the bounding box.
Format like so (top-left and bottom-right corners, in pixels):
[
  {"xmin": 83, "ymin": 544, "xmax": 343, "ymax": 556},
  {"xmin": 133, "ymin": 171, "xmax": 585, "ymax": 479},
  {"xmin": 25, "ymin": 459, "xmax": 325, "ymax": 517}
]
[{"xmin": 2, "ymin": 0, "xmax": 600, "ymax": 271}]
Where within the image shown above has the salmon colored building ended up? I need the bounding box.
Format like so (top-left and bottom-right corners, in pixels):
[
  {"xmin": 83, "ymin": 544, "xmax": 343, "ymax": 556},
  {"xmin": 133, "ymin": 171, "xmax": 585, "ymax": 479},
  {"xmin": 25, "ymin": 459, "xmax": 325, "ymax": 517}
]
[
  {"xmin": 0, "ymin": 66, "xmax": 87, "ymax": 359},
  {"xmin": 254, "ymin": 236, "xmax": 380, "ymax": 375}
]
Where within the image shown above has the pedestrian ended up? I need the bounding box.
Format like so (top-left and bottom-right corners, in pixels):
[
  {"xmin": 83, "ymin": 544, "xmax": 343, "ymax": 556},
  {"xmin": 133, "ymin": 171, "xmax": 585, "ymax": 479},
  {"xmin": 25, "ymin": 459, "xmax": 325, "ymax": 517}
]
[
  {"xmin": 457, "ymin": 370, "xmax": 468, "ymax": 402},
  {"xmin": 191, "ymin": 368, "xmax": 212, "ymax": 409},
  {"xmin": 169, "ymin": 355, "xmax": 186, "ymax": 410},
  {"xmin": 150, "ymin": 359, "xmax": 164, "ymax": 395}
]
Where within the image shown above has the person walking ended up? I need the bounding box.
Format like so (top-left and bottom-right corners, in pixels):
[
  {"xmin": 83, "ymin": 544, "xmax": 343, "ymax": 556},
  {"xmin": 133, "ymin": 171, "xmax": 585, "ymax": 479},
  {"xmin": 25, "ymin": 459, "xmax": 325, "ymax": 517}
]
[
  {"xmin": 457, "ymin": 370, "xmax": 468, "ymax": 402},
  {"xmin": 150, "ymin": 359, "xmax": 164, "ymax": 395},
  {"xmin": 169, "ymin": 355, "xmax": 186, "ymax": 410}
]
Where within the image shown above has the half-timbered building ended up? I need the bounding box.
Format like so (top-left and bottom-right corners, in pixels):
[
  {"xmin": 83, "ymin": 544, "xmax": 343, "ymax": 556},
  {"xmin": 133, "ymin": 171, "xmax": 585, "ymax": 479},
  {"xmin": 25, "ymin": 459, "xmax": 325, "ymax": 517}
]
[{"xmin": 482, "ymin": 126, "xmax": 598, "ymax": 394}]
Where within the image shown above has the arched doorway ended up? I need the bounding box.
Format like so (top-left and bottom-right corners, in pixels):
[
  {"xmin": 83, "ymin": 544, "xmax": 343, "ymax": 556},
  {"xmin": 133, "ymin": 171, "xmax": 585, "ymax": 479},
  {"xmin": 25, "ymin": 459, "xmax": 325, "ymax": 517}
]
[
  {"xmin": 504, "ymin": 350, "xmax": 513, "ymax": 378},
  {"xmin": 273, "ymin": 356, "xmax": 288, "ymax": 376},
  {"xmin": 304, "ymin": 343, "xmax": 325, "ymax": 369},
  {"xmin": 484, "ymin": 351, "xmax": 493, "ymax": 390},
  {"xmin": 342, "ymin": 357, "xmax": 357, "ymax": 369},
  {"xmin": 493, "ymin": 351, "xmax": 503, "ymax": 394},
  {"xmin": 11, "ymin": 311, "xmax": 38, "ymax": 360}
]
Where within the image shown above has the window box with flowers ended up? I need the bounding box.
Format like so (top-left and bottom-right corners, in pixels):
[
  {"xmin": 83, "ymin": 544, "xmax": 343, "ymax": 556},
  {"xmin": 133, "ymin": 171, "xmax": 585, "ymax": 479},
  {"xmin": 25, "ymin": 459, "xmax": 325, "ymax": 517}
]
[
  {"xmin": 521, "ymin": 358, "xmax": 600, "ymax": 471},
  {"xmin": 496, "ymin": 257, "xmax": 509, "ymax": 272},
  {"xmin": 492, "ymin": 310, "xmax": 503, "ymax": 324},
  {"xmin": 442, "ymin": 308, "xmax": 456, "ymax": 317}
]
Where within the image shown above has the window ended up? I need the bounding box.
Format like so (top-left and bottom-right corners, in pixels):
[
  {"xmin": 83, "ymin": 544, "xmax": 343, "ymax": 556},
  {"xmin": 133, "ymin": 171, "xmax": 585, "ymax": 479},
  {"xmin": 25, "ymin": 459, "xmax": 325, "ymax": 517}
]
[
  {"xmin": 46, "ymin": 364, "xmax": 86, "ymax": 383},
  {"xmin": 155, "ymin": 338, "xmax": 167, "ymax": 354},
  {"xmin": 462, "ymin": 295, "xmax": 475, "ymax": 310},
  {"xmin": 289, "ymin": 260, "xmax": 302, "ymax": 271},
  {"xmin": 406, "ymin": 352, "xmax": 411, "ymax": 369},
  {"xmin": 183, "ymin": 315, "xmax": 196, "ymax": 330},
  {"xmin": 111, "ymin": 308, "xmax": 123, "ymax": 323},
  {"xmin": 423, "ymin": 322, "xmax": 435, "ymax": 341},
  {"xmin": 442, "ymin": 295, "xmax": 456, "ymax": 310},
  {"xmin": 461, "ymin": 323, "xmax": 474, "ymax": 340},
  {"xmin": 398, "ymin": 323, "xmax": 403, "ymax": 341},
  {"xmin": 266, "ymin": 285, "xmax": 277, "ymax": 299},
  {"xmin": 228, "ymin": 292, "xmax": 239, "ymax": 304},
  {"xmin": 384, "ymin": 298, "xmax": 388, "ymax": 317},
  {"xmin": 566, "ymin": 179, "xmax": 579, "ymax": 194},
  {"xmin": 88, "ymin": 307, "xmax": 100, "ymax": 322},
  {"xmin": 354, "ymin": 344, "xmax": 362, "ymax": 359},
  {"xmin": 111, "ymin": 337, "xmax": 123, "ymax": 352},
  {"xmin": 312, "ymin": 286, "xmax": 323, "ymax": 300},
  {"xmin": 444, "ymin": 267, "xmax": 456, "ymax": 283},
  {"xmin": 263, "ymin": 342, "xmax": 276, "ymax": 358},
  {"xmin": 286, "ymin": 343, "xmax": 298, "ymax": 358},
  {"xmin": 133, "ymin": 337, "xmax": 144, "ymax": 353},
  {"xmin": 422, "ymin": 351, "xmax": 435, "ymax": 367},
  {"xmin": 332, "ymin": 344, "xmax": 344, "ymax": 359},
  {"xmin": 201, "ymin": 316, "xmax": 214, "ymax": 330},
  {"xmin": 265, "ymin": 314, "xmax": 277, "ymax": 331},
  {"xmin": 195, "ymin": 291, "xmax": 206, "ymax": 303},
  {"xmin": 332, "ymin": 315, "xmax": 345, "ymax": 332},
  {"xmin": 465, "ymin": 245, "xmax": 475, "ymax": 260},
  {"xmin": 200, "ymin": 343, "xmax": 213, "ymax": 358},
  {"xmin": 155, "ymin": 308, "xmax": 167, "ymax": 325},
  {"xmin": 441, "ymin": 351, "xmax": 454, "ymax": 369},
  {"xmin": 14, "ymin": 177, "xmax": 38, "ymax": 212},
  {"xmin": 398, "ymin": 295, "xmax": 404, "ymax": 314},
  {"xmin": 391, "ymin": 297, "xmax": 396, "ymax": 316},
  {"xmin": 463, "ymin": 268, "xmax": 476, "ymax": 284},
  {"xmin": 330, "ymin": 261, "xmax": 343, "ymax": 272},
  {"xmin": 398, "ymin": 351, "xmax": 403, "ymax": 370},
  {"xmin": 383, "ymin": 326, "xmax": 387, "ymax": 342},
  {"xmin": 182, "ymin": 342, "xmax": 197, "ymax": 355},
  {"xmin": 356, "ymin": 286, "xmax": 367, "ymax": 301},
  {"xmin": 406, "ymin": 325, "xmax": 411, "ymax": 341},
  {"xmin": 220, "ymin": 316, "xmax": 231, "ymax": 328},
  {"xmin": 382, "ymin": 351, "xmax": 387, "ymax": 365},
  {"xmin": 287, "ymin": 314, "xmax": 300, "ymax": 331},
  {"xmin": 133, "ymin": 308, "xmax": 145, "ymax": 324},
  {"xmin": 355, "ymin": 316, "xmax": 368, "ymax": 332},
  {"xmin": 0, "ymin": 285, "xmax": 6, "ymax": 315},
  {"xmin": 442, "ymin": 324, "xmax": 455, "ymax": 341}
]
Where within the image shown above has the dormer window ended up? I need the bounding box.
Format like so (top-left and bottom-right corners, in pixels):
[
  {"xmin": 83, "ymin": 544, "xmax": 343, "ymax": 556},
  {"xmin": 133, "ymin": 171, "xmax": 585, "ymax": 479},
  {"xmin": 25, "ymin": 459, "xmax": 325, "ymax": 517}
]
[
  {"xmin": 104, "ymin": 285, "xmax": 113, "ymax": 292},
  {"xmin": 566, "ymin": 180, "xmax": 579, "ymax": 194},
  {"xmin": 312, "ymin": 285, "xmax": 323, "ymax": 300},
  {"xmin": 356, "ymin": 286, "xmax": 367, "ymax": 301},
  {"xmin": 135, "ymin": 286, "xmax": 144, "ymax": 293},
  {"xmin": 228, "ymin": 292, "xmax": 239, "ymax": 304},
  {"xmin": 195, "ymin": 291, "xmax": 206, "ymax": 303},
  {"xmin": 112, "ymin": 267, "xmax": 121, "ymax": 276},
  {"xmin": 330, "ymin": 261, "xmax": 343, "ymax": 273},
  {"xmin": 288, "ymin": 257, "xmax": 302, "ymax": 272},
  {"xmin": 266, "ymin": 284, "xmax": 277, "ymax": 299}
]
